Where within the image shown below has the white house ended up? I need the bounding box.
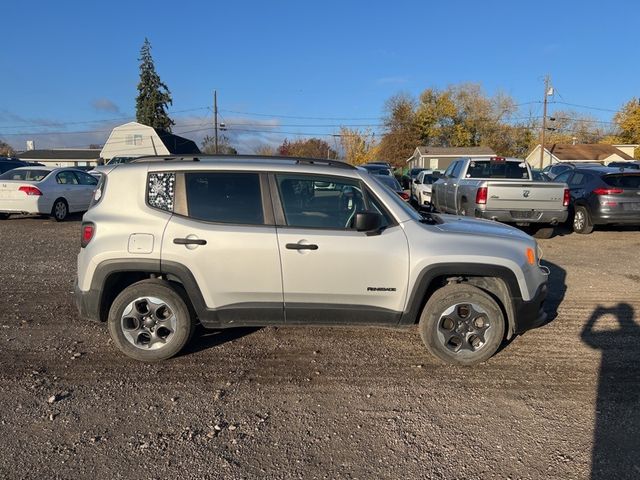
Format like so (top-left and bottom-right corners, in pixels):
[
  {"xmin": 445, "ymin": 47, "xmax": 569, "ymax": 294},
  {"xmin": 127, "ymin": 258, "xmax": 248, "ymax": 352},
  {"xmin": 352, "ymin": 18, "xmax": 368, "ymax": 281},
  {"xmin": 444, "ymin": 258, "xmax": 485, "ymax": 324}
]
[
  {"xmin": 15, "ymin": 148, "xmax": 101, "ymax": 167},
  {"xmin": 100, "ymin": 122, "xmax": 200, "ymax": 160},
  {"xmin": 526, "ymin": 143, "xmax": 637, "ymax": 169},
  {"xmin": 406, "ymin": 146, "xmax": 496, "ymax": 171}
]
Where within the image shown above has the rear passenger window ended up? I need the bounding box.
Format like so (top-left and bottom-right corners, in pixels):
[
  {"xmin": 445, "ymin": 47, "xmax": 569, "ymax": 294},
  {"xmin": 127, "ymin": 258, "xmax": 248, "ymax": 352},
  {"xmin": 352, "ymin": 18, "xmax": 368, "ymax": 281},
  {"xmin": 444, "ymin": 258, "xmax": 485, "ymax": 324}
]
[
  {"xmin": 185, "ymin": 172, "xmax": 264, "ymax": 225},
  {"xmin": 56, "ymin": 171, "xmax": 79, "ymax": 185}
]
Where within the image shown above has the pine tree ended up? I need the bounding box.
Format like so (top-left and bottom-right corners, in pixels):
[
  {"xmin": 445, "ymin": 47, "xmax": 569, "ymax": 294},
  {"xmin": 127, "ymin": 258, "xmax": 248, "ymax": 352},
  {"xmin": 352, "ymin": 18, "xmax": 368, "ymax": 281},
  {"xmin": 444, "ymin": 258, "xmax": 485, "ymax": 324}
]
[{"xmin": 135, "ymin": 38, "xmax": 174, "ymax": 131}]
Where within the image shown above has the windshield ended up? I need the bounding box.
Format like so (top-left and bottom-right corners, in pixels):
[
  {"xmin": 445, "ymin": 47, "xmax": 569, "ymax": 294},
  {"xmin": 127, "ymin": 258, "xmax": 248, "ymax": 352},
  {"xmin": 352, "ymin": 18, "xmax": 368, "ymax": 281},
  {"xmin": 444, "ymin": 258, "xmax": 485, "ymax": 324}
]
[
  {"xmin": 376, "ymin": 175, "xmax": 402, "ymax": 190},
  {"xmin": 410, "ymin": 168, "xmax": 425, "ymax": 177},
  {"xmin": 420, "ymin": 174, "xmax": 438, "ymax": 185},
  {"xmin": 0, "ymin": 169, "xmax": 51, "ymax": 181},
  {"xmin": 465, "ymin": 160, "xmax": 530, "ymax": 179},
  {"xmin": 362, "ymin": 165, "xmax": 391, "ymax": 175}
]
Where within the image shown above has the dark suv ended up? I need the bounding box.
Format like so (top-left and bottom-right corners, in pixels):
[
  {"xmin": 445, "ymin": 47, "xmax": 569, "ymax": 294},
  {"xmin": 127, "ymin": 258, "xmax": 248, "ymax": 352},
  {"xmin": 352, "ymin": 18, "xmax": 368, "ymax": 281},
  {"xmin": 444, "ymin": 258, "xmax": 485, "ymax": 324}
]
[
  {"xmin": 553, "ymin": 167, "xmax": 640, "ymax": 233},
  {"xmin": 0, "ymin": 157, "xmax": 26, "ymax": 174}
]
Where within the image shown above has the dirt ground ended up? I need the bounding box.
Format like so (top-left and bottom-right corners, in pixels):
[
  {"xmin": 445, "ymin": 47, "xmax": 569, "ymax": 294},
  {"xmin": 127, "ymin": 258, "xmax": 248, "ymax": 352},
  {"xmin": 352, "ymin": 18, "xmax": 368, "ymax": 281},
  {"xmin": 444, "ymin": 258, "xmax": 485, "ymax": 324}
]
[{"xmin": 0, "ymin": 216, "xmax": 638, "ymax": 480}]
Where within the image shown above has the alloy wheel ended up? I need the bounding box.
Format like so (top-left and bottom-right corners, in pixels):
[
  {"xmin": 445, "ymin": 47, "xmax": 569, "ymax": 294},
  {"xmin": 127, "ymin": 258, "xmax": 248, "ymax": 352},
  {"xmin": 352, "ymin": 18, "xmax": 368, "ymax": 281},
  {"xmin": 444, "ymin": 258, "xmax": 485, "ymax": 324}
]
[
  {"xmin": 574, "ymin": 210, "xmax": 585, "ymax": 231},
  {"xmin": 436, "ymin": 302, "xmax": 492, "ymax": 353},
  {"xmin": 120, "ymin": 296, "xmax": 177, "ymax": 350}
]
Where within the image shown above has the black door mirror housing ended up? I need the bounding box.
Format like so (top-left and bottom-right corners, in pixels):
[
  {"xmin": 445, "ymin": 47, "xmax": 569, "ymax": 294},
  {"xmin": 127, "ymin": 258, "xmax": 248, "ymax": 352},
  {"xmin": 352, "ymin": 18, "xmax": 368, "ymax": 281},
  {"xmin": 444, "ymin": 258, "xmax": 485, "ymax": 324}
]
[{"xmin": 355, "ymin": 211, "xmax": 382, "ymax": 233}]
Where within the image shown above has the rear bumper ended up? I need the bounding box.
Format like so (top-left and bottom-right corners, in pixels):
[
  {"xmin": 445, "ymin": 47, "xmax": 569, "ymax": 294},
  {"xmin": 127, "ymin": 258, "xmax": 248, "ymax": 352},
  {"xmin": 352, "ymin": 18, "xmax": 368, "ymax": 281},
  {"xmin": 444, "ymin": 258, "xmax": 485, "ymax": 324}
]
[
  {"xmin": 74, "ymin": 279, "xmax": 101, "ymax": 322},
  {"xmin": 474, "ymin": 208, "xmax": 568, "ymax": 224},
  {"xmin": 590, "ymin": 211, "xmax": 640, "ymax": 225},
  {"xmin": 512, "ymin": 282, "xmax": 548, "ymax": 334},
  {"xmin": 0, "ymin": 197, "xmax": 49, "ymax": 215}
]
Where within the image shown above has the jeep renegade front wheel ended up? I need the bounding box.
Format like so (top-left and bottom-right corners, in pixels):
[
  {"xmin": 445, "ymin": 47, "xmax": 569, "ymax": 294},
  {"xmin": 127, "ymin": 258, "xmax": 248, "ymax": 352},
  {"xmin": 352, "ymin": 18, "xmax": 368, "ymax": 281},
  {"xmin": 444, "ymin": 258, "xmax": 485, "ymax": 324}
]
[
  {"xmin": 107, "ymin": 280, "xmax": 195, "ymax": 361},
  {"xmin": 419, "ymin": 284, "xmax": 505, "ymax": 365}
]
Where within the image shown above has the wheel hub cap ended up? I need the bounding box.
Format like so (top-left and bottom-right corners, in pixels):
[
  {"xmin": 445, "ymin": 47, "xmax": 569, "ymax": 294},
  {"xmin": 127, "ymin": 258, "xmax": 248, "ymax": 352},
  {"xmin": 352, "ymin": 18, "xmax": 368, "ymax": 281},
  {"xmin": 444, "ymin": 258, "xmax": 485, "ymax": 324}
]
[
  {"xmin": 437, "ymin": 302, "xmax": 491, "ymax": 353},
  {"xmin": 121, "ymin": 297, "xmax": 177, "ymax": 350}
]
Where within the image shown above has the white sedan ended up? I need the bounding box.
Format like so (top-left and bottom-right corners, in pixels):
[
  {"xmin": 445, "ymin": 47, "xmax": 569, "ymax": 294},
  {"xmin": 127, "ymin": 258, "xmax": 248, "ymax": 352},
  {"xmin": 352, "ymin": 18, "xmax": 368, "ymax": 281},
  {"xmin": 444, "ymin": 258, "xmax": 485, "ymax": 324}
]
[
  {"xmin": 411, "ymin": 170, "xmax": 440, "ymax": 207},
  {"xmin": 0, "ymin": 167, "xmax": 98, "ymax": 221}
]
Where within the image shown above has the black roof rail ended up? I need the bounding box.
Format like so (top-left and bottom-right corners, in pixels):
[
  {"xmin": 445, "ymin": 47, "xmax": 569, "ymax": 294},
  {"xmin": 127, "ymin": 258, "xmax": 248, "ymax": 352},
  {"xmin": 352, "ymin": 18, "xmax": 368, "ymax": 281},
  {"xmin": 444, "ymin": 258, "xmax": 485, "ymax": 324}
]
[{"xmin": 129, "ymin": 154, "xmax": 356, "ymax": 169}]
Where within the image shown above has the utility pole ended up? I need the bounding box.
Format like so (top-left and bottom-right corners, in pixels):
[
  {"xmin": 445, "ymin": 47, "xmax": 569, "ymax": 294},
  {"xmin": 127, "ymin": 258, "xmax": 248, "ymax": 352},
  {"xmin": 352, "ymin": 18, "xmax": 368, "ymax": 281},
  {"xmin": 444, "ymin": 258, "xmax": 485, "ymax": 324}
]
[
  {"xmin": 539, "ymin": 75, "xmax": 552, "ymax": 169},
  {"xmin": 214, "ymin": 90, "xmax": 219, "ymax": 154}
]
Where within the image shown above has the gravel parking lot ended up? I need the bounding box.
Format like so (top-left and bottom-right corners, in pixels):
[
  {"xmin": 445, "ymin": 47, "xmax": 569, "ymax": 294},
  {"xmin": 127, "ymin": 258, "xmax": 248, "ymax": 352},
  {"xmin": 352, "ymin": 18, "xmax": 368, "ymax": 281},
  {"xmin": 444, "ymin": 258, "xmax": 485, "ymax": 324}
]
[{"xmin": 0, "ymin": 216, "xmax": 638, "ymax": 479}]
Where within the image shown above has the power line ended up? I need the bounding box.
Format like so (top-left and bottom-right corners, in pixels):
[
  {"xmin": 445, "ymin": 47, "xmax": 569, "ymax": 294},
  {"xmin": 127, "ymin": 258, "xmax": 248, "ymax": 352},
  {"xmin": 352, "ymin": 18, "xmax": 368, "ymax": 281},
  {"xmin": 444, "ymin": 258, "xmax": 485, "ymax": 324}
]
[
  {"xmin": 219, "ymin": 109, "xmax": 382, "ymax": 121},
  {"xmin": 552, "ymin": 101, "xmax": 619, "ymax": 113}
]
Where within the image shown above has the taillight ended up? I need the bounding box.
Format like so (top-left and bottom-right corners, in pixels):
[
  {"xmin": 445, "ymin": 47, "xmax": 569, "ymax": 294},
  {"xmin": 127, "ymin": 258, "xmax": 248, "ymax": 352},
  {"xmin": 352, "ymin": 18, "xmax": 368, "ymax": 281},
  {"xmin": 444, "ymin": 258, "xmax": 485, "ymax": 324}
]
[
  {"xmin": 593, "ymin": 187, "xmax": 623, "ymax": 195},
  {"xmin": 563, "ymin": 188, "xmax": 570, "ymax": 206},
  {"xmin": 18, "ymin": 186, "xmax": 42, "ymax": 196},
  {"xmin": 81, "ymin": 222, "xmax": 95, "ymax": 248},
  {"xmin": 476, "ymin": 187, "xmax": 488, "ymax": 204},
  {"xmin": 399, "ymin": 191, "xmax": 410, "ymax": 200}
]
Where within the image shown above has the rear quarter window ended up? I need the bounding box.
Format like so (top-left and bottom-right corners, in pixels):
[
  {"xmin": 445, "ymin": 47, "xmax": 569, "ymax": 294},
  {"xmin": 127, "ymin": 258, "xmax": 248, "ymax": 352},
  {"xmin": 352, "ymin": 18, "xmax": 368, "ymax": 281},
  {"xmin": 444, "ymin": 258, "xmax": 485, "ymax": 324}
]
[{"xmin": 184, "ymin": 172, "xmax": 264, "ymax": 225}]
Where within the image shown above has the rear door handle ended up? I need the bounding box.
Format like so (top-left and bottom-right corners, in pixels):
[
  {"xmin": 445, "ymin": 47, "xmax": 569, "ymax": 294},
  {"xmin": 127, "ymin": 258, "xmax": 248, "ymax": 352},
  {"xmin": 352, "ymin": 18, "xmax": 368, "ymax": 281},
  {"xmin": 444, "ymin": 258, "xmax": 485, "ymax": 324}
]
[
  {"xmin": 286, "ymin": 243, "xmax": 318, "ymax": 250},
  {"xmin": 173, "ymin": 238, "xmax": 207, "ymax": 246}
]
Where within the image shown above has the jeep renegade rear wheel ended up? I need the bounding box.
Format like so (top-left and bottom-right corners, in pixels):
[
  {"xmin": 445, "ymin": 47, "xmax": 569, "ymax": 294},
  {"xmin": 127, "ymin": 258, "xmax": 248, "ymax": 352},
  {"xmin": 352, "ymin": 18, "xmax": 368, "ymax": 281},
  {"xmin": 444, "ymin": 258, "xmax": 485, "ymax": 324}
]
[
  {"xmin": 419, "ymin": 284, "xmax": 505, "ymax": 365},
  {"xmin": 107, "ymin": 280, "xmax": 195, "ymax": 361}
]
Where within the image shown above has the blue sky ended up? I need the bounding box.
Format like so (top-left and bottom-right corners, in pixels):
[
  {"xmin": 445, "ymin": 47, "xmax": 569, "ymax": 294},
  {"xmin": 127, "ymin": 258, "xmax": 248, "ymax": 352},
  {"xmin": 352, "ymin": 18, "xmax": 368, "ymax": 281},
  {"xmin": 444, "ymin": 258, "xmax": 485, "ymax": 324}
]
[{"xmin": 1, "ymin": 0, "xmax": 638, "ymax": 152}]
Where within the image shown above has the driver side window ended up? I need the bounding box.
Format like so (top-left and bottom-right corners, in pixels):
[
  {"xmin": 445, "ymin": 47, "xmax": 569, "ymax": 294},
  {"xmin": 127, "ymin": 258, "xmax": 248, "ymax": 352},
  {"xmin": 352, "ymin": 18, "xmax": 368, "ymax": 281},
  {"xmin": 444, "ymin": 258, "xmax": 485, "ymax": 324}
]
[{"xmin": 276, "ymin": 174, "xmax": 367, "ymax": 229}]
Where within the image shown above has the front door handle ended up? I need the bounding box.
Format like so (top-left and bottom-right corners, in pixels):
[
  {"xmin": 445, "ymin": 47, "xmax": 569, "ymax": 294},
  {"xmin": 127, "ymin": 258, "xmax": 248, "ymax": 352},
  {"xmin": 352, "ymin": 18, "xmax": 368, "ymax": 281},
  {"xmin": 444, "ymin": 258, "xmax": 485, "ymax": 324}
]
[
  {"xmin": 174, "ymin": 238, "xmax": 207, "ymax": 246},
  {"xmin": 286, "ymin": 243, "xmax": 318, "ymax": 250}
]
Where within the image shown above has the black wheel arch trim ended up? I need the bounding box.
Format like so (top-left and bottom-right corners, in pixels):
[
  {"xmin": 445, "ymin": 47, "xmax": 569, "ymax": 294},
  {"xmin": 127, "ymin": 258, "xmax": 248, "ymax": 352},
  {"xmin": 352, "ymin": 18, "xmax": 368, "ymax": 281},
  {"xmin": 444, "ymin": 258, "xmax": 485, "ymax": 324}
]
[{"xmin": 398, "ymin": 263, "xmax": 525, "ymax": 337}]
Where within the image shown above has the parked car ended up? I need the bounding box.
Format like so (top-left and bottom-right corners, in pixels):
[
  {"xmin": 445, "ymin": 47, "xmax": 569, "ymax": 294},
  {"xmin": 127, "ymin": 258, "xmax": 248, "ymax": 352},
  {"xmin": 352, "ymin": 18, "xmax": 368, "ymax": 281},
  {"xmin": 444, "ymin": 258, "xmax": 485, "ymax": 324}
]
[
  {"xmin": 0, "ymin": 157, "xmax": 27, "ymax": 174},
  {"xmin": 542, "ymin": 162, "xmax": 603, "ymax": 180},
  {"xmin": 75, "ymin": 155, "xmax": 548, "ymax": 366},
  {"xmin": 411, "ymin": 171, "xmax": 440, "ymax": 208},
  {"xmin": 401, "ymin": 167, "xmax": 428, "ymax": 189},
  {"xmin": 361, "ymin": 164, "xmax": 393, "ymax": 176},
  {"xmin": 607, "ymin": 161, "xmax": 640, "ymax": 170},
  {"xmin": 372, "ymin": 174, "xmax": 410, "ymax": 202},
  {"xmin": 366, "ymin": 161, "xmax": 392, "ymax": 168},
  {"xmin": 553, "ymin": 167, "xmax": 640, "ymax": 234},
  {"xmin": 0, "ymin": 167, "xmax": 98, "ymax": 221},
  {"xmin": 432, "ymin": 157, "xmax": 569, "ymax": 238}
]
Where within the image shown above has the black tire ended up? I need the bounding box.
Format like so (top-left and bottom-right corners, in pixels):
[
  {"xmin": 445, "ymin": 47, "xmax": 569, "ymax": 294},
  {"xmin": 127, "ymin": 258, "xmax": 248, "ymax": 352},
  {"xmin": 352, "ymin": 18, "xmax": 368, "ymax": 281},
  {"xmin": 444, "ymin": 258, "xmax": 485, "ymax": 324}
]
[
  {"xmin": 458, "ymin": 201, "xmax": 469, "ymax": 216},
  {"xmin": 419, "ymin": 284, "xmax": 505, "ymax": 365},
  {"xmin": 572, "ymin": 206, "xmax": 594, "ymax": 234},
  {"xmin": 107, "ymin": 279, "xmax": 195, "ymax": 361},
  {"xmin": 0, "ymin": 213, "xmax": 9, "ymax": 220},
  {"xmin": 51, "ymin": 198, "xmax": 68, "ymax": 222},
  {"xmin": 531, "ymin": 226, "xmax": 555, "ymax": 239}
]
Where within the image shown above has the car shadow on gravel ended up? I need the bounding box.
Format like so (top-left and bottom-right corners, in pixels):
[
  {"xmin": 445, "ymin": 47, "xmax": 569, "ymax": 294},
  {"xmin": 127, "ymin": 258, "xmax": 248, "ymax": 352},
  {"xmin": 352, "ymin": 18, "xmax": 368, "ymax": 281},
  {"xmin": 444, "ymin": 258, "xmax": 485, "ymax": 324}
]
[
  {"xmin": 541, "ymin": 259, "xmax": 567, "ymax": 323},
  {"xmin": 581, "ymin": 304, "xmax": 640, "ymax": 480},
  {"xmin": 178, "ymin": 326, "xmax": 261, "ymax": 356}
]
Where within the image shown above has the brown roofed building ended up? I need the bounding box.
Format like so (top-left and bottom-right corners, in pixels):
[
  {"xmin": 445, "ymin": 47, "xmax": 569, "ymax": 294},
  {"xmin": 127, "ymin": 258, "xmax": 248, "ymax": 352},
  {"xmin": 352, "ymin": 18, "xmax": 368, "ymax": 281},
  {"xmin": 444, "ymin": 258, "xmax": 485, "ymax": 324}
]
[
  {"xmin": 526, "ymin": 143, "xmax": 638, "ymax": 168},
  {"xmin": 406, "ymin": 146, "xmax": 496, "ymax": 170}
]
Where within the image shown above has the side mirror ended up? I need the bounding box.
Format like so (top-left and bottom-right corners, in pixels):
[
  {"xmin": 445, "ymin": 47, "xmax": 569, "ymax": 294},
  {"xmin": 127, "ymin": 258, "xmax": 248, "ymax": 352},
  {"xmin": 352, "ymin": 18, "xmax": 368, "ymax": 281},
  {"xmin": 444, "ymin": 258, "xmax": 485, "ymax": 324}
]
[
  {"xmin": 355, "ymin": 211, "xmax": 382, "ymax": 233},
  {"xmin": 413, "ymin": 179, "xmax": 420, "ymax": 184}
]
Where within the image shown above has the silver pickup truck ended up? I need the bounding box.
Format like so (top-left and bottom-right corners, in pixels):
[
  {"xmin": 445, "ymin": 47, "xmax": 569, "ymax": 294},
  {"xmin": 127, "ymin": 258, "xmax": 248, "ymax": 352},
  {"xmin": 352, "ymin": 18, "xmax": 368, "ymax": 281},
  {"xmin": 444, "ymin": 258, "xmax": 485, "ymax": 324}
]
[{"xmin": 432, "ymin": 156, "xmax": 569, "ymax": 238}]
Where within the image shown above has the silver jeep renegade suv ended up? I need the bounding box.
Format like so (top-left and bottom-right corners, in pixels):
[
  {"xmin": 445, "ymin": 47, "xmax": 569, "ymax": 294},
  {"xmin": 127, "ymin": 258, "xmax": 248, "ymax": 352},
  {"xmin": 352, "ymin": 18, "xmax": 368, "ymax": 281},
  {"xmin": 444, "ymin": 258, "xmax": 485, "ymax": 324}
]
[{"xmin": 75, "ymin": 155, "xmax": 549, "ymax": 365}]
